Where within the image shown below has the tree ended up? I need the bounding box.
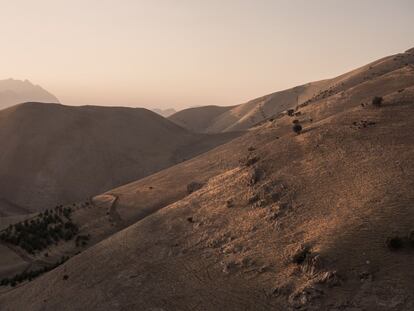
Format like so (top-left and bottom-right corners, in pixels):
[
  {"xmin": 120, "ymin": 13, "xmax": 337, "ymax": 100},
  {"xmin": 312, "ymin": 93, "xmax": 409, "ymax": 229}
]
[
  {"xmin": 292, "ymin": 123, "xmax": 302, "ymax": 134},
  {"xmin": 372, "ymin": 96, "xmax": 383, "ymax": 107}
]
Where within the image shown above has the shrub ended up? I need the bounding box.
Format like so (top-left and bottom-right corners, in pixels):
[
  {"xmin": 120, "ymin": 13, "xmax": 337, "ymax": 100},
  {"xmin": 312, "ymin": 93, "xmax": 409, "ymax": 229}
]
[
  {"xmin": 240, "ymin": 156, "xmax": 259, "ymax": 167},
  {"xmin": 292, "ymin": 123, "xmax": 302, "ymax": 134},
  {"xmin": 408, "ymin": 231, "xmax": 414, "ymax": 247},
  {"xmin": 372, "ymin": 96, "xmax": 383, "ymax": 107},
  {"xmin": 287, "ymin": 109, "xmax": 295, "ymax": 116},
  {"xmin": 186, "ymin": 182, "xmax": 204, "ymax": 194},
  {"xmin": 292, "ymin": 246, "xmax": 311, "ymax": 265},
  {"xmin": 386, "ymin": 236, "xmax": 403, "ymax": 250}
]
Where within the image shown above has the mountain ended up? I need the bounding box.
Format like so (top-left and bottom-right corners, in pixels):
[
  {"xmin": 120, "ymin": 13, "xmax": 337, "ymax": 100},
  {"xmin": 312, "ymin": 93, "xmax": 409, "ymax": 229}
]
[
  {"xmin": 1, "ymin": 48, "xmax": 414, "ymax": 310},
  {"xmin": 169, "ymin": 105, "xmax": 236, "ymax": 132},
  {"xmin": 169, "ymin": 81, "xmax": 330, "ymax": 133},
  {"xmin": 151, "ymin": 107, "xmax": 177, "ymax": 117},
  {"xmin": 169, "ymin": 47, "xmax": 414, "ymax": 133},
  {"xmin": 0, "ymin": 79, "xmax": 59, "ymax": 110},
  {"xmin": 0, "ymin": 102, "xmax": 240, "ymax": 214}
]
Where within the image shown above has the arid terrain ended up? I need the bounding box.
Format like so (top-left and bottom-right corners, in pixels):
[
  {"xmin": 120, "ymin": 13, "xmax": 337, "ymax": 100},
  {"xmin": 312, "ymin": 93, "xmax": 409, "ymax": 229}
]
[
  {"xmin": 0, "ymin": 48, "xmax": 413, "ymax": 310},
  {"xmin": 0, "ymin": 102, "xmax": 239, "ymax": 213}
]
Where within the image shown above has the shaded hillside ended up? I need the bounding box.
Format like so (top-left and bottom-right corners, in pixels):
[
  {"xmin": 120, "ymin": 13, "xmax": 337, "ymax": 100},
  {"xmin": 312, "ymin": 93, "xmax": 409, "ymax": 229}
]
[
  {"xmin": 0, "ymin": 102, "xmax": 240, "ymax": 213},
  {"xmin": 1, "ymin": 48, "xmax": 413, "ymax": 310},
  {"xmin": 0, "ymin": 79, "xmax": 58, "ymax": 110},
  {"xmin": 170, "ymin": 49, "xmax": 414, "ymax": 133}
]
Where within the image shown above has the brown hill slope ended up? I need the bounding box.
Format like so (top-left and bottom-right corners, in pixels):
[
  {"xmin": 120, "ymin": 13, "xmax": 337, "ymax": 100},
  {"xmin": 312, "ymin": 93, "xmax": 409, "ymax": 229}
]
[
  {"xmin": 0, "ymin": 102, "xmax": 240, "ymax": 213},
  {"xmin": 169, "ymin": 105, "xmax": 236, "ymax": 132},
  {"xmin": 169, "ymin": 48, "xmax": 414, "ymax": 133},
  {"xmin": 1, "ymin": 50, "xmax": 413, "ymax": 310},
  {"xmin": 0, "ymin": 79, "xmax": 59, "ymax": 110}
]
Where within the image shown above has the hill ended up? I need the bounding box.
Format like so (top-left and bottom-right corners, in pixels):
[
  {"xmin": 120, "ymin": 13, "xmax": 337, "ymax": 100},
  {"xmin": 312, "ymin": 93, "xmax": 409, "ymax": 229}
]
[
  {"xmin": 169, "ymin": 49, "xmax": 414, "ymax": 133},
  {"xmin": 0, "ymin": 102, "xmax": 240, "ymax": 214},
  {"xmin": 0, "ymin": 79, "xmax": 59, "ymax": 110},
  {"xmin": 169, "ymin": 105, "xmax": 236, "ymax": 132},
  {"xmin": 0, "ymin": 48, "xmax": 413, "ymax": 310},
  {"xmin": 151, "ymin": 108, "xmax": 177, "ymax": 117}
]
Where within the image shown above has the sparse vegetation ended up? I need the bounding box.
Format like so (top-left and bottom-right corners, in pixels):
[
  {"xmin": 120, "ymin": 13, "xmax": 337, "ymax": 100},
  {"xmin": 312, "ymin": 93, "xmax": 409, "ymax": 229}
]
[
  {"xmin": 287, "ymin": 109, "xmax": 295, "ymax": 116},
  {"xmin": 0, "ymin": 256, "xmax": 69, "ymax": 287},
  {"xmin": 386, "ymin": 236, "xmax": 403, "ymax": 250},
  {"xmin": 187, "ymin": 181, "xmax": 204, "ymax": 194},
  {"xmin": 240, "ymin": 156, "xmax": 259, "ymax": 167},
  {"xmin": 372, "ymin": 96, "xmax": 383, "ymax": 107},
  {"xmin": 292, "ymin": 123, "xmax": 302, "ymax": 134},
  {"xmin": 408, "ymin": 231, "xmax": 414, "ymax": 247},
  {"xmin": 226, "ymin": 199, "xmax": 234, "ymax": 208},
  {"xmin": 75, "ymin": 234, "xmax": 90, "ymax": 247},
  {"xmin": 0, "ymin": 205, "xmax": 82, "ymax": 253},
  {"xmin": 292, "ymin": 246, "xmax": 311, "ymax": 265}
]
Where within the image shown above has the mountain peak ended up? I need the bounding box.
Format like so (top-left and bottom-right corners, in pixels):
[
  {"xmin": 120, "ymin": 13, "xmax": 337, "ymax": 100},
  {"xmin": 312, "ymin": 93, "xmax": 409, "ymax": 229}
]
[{"xmin": 0, "ymin": 79, "xmax": 59, "ymax": 110}]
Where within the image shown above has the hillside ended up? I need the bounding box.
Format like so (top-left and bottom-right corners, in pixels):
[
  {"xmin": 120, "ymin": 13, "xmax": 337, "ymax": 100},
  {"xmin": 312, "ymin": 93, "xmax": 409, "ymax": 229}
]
[
  {"xmin": 169, "ymin": 48, "xmax": 414, "ymax": 134},
  {"xmin": 151, "ymin": 108, "xmax": 177, "ymax": 117},
  {"xmin": 0, "ymin": 48, "xmax": 413, "ymax": 310},
  {"xmin": 0, "ymin": 79, "xmax": 59, "ymax": 110},
  {"xmin": 0, "ymin": 102, "xmax": 240, "ymax": 214},
  {"xmin": 169, "ymin": 105, "xmax": 236, "ymax": 132}
]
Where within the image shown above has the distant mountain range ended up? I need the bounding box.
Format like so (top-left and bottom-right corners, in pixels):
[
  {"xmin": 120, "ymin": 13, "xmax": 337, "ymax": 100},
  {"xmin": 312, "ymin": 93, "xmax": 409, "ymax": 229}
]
[{"xmin": 0, "ymin": 79, "xmax": 59, "ymax": 110}]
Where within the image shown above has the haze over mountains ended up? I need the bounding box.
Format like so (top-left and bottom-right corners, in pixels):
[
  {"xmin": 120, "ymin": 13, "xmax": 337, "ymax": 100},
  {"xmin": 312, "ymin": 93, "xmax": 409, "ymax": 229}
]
[
  {"xmin": 0, "ymin": 48, "xmax": 413, "ymax": 310},
  {"xmin": 0, "ymin": 79, "xmax": 59, "ymax": 110}
]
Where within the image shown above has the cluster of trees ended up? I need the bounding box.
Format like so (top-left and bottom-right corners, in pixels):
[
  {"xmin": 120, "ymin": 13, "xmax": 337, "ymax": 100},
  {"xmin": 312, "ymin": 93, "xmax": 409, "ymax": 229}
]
[
  {"xmin": 0, "ymin": 256, "xmax": 69, "ymax": 287},
  {"xmin": 0, "ymin": 205, "xmax": 79, "ymax": 253}
]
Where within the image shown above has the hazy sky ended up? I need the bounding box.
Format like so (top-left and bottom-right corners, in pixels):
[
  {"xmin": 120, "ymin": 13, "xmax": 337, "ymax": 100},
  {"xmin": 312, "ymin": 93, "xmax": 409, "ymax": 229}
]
[{"xmin": 1, "ymin": 0, "xmax": 413, "ymax": 109}]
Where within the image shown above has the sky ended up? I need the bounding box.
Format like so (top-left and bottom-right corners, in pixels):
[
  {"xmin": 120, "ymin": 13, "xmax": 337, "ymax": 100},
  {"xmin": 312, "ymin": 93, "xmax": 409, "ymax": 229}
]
[{"xmin": 0, "ymin": 0, "xmax": 413, "ymax": 110}]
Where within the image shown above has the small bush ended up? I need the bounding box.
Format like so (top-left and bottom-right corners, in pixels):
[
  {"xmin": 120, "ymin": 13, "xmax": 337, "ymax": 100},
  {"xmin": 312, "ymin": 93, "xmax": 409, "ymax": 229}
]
[
  {"xmin": 372, "ymin": 96, "xmax": 383, "ymax": 107},
  {"xmin": 287, "ymin": 109, "xmax": 295, "ymax": 116},
  {"xmin": 386, "ymin": 236, "xmax": 403, "ymax": 250},
  {"xmin": 292, "ymin": 246, "xmax": 311, "ymax": 265},
  {"xmin": 186, "ymin": 182, "xmax": 204, "ymax": 194},
  {"xmin": 240, "ymin": 156, "xmax": 259, "ymax": 167},
  {"xmin": 408, "ymin": 231, "xmax": 414, "ymax": 247},
  {"xmin": 292, "ymin": 124, "xmax": 302, "ymax": 134}
]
